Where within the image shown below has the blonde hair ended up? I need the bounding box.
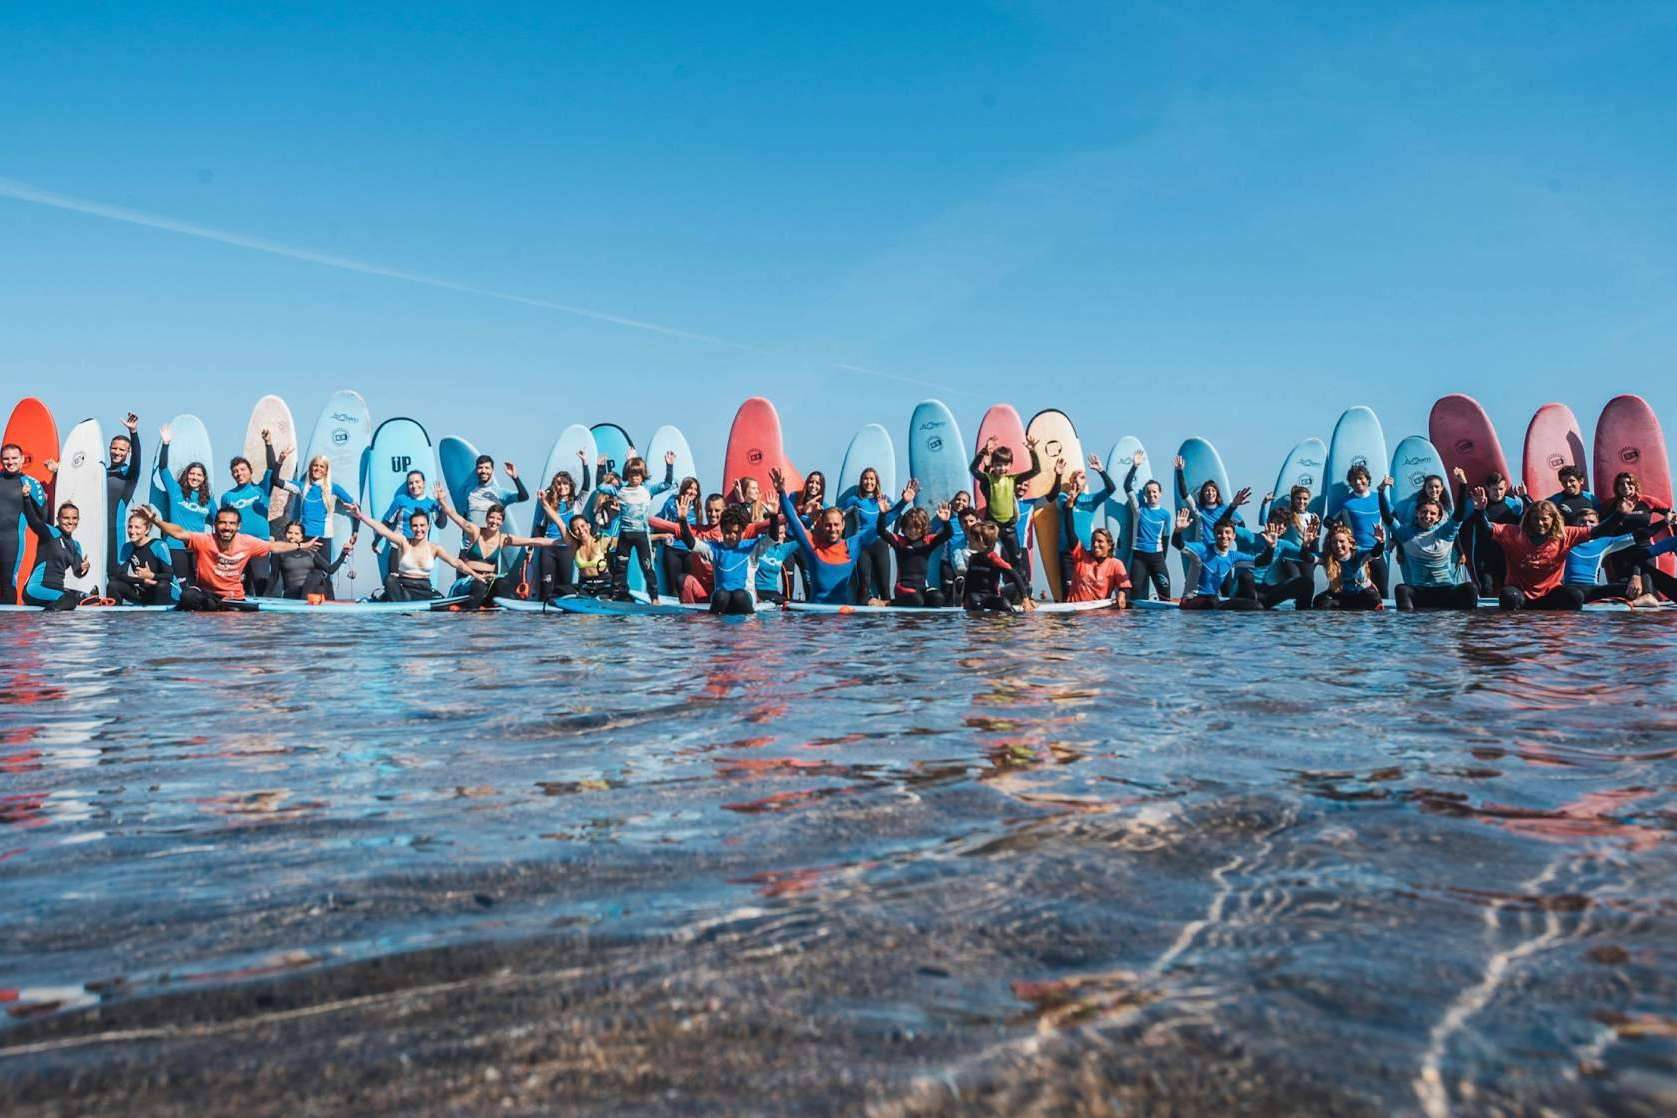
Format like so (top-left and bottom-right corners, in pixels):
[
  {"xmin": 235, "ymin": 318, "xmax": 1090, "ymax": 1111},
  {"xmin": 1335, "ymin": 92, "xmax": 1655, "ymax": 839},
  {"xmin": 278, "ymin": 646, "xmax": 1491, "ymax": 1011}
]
[
  {"xmin": 306, "ymin": 455, "xmax": 339, "ymax": 517},
  {"xmin": 1522, "ymin": 499, "xmax": 1566, "ymax": 543},
  {"xmin": 1322, "ymin": 523, "xmax": 1360, "ymax": 593}
]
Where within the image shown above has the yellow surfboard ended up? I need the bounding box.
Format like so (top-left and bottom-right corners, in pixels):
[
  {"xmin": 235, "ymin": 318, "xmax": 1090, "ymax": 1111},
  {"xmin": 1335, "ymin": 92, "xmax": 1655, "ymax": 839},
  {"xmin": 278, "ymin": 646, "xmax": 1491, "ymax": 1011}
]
[{"xmin": 1024, "ymin": 409, "xmax": 1083, "ymax": 601}]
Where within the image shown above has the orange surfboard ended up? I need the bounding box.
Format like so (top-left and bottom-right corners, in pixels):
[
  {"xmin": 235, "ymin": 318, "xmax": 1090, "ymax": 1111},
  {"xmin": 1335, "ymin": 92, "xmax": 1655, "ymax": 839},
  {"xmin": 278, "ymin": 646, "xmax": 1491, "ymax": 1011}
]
[
  {"xmin": 4, "ymin": 398, "xmax": 59, "ymax": 603},
  {"xmin": 723, "ymin": 397, "xmax": 801, "ymax": 505}
]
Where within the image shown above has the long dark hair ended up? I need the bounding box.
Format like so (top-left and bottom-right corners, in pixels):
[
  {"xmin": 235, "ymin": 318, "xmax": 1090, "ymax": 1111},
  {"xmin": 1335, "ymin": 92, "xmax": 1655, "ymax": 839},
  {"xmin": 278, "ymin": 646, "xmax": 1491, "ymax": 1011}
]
[{"xmin": 179, "ymin": 461, "xmax": 212, "ymax": 506}]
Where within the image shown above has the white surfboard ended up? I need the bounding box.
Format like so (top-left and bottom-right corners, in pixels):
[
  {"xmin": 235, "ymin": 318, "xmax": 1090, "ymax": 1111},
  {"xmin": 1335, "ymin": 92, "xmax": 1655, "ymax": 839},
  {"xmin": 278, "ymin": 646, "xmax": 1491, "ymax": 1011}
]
[
  {"xmin": 55, "ymin": 419, "xmax": 108, "ymax": 597},
  {"xmin": 243, "ymin": 395, "xmax": 298, "ymax": 525}
]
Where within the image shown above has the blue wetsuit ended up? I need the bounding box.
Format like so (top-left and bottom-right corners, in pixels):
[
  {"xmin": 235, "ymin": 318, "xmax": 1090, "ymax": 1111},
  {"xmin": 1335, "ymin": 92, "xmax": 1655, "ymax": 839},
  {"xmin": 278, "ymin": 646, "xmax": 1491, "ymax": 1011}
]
[
  {"xmin": 280, "ymin": 478, "xmax": 359, "ymax": 538},
  {"xmin": 1056, "ymin": 471, "xmax": 1116, "ymax": 553},
  {"xmin": 21, "ymin": 503, "xmax": 85, "ymax": 607},
  {"xmin": 381, "ymin": 491, "xmax": 443, "ymax": 535},
  {"xmin": 1564, "ymin": 534, "xmax": 1635, "ymax": 587},
  {"xmin": 220, "ymin": 442, "xmax": 279, "ymax": 538},
  {"xmin": 2, "ymin": 469, "xmax": 48, "ymax": 603},
  {"xmin": 780, "ymin": 491, "xmax": 903, "ymax": 605},
  {"xmin": 753, "ymin": 539, "xmax": 799, "ymax": 599},
  {"xmin": 155, "ymin": 443, "xmax": 214, "ymax": 551}
]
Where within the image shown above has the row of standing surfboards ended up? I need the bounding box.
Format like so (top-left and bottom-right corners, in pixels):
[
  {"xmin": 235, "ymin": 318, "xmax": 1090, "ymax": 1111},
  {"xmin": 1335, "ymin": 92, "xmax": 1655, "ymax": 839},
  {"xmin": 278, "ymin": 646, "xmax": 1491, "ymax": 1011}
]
[{"xmin": 3, "ymin": 391, "xmax": 1672, "ymax": 607}]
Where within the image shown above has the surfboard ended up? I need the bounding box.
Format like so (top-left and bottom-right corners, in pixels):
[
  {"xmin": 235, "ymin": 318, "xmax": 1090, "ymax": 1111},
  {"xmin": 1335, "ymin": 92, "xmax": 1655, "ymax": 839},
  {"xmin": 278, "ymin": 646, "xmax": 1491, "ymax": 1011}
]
[
  {"xmin": 247, "ymin": 595, "xmax": 471, "ymax": 613},
  {"xmin": 366, "ymin": 417, "xmax": 439, "ymax": 583},
  {"xmin": 1025, "ymin": 409, "xmax": 1083, "ymax": 601},
  {"xmin": 1524, "ymin": 403, "xmax": 1588, "ymax": 498},
  {"xmin": 301, "ymin": 390, "xmax": 372, "ymax": 593},
  {"xmin": 1594, "ymin": 394, "xmax": 1674, "ymax": 576},
  {"xmin": 837, "ymin": 424, "xmax": 897, "ymax": 509},
  {"xmin": 1323, "ymin": 406, "xmax": 1388, "ymax": 520},
  {"xmin": 531, "ymin": 424, "xmax": 598, "ymax": 537},
  {"xmin": 785, "ymin": 598, "xmax": 1115, "ymax": 615},
  {"xmin": 723, "ymin": 397, "xmax": 801, "ymax": 502},
  {"xmin": 972, "ymin": 404, "xmax": 1028, "ymax": 513},
  {"xmin": 906, "ymin": 400, "xmax": 966, "ymax": 510},
  {"xmin": 1430, "ymin": 394, "xmax": 1510, "ymax": 490},
  {"xmin": 590, "ymin": 423, "xmax": 634, "ymax": 477},
  {"xmin": 647, "ymin": 425, "xmax": 698, "ymax": 490},
  {"xmin": 1272, "ymin": 437, "xmax": 1327, "ymax": 518},
  {"xmin": 3, "ymin": 398, "xmax": 57, "ymax": 604},
  {"xmin": 1388, "ymin": 434, "xmax": 1448, "ymax": 526},
  {"xmin": 1103, "ymin": 437, "xmax": 1150, "ymax": 565},
  {"xmin": 242, "ymin": 395, "xmax": 298, "ymax": 528},
  {"xmin": 540, "ymin": 593, "xmax": 711, "ymax": 617},
  {"xmin": 54, "ymin": 419, "xmax": 107, "ymax": 598}
]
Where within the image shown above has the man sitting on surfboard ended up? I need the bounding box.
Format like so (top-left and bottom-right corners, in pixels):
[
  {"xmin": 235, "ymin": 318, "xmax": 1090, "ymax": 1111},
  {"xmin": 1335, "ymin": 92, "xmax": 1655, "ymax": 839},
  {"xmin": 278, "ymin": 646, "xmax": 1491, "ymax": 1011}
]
[{"xmin": 141, "ymin": 505, "xmax": 320, "ymax": 612}]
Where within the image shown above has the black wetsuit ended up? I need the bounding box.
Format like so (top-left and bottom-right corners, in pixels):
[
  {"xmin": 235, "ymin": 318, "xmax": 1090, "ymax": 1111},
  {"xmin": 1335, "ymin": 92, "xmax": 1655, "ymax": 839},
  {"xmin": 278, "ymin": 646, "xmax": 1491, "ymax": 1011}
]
[
  {"xmin": 1, "ymin": 469, "xmax": 46, "ymax": 603},
  {"xmin": 109, "ymin": 540, "xmax": 175, "ymax": 605},
  {"xmin": 268, "ymin": 544, "xmax": 352, "ymax": 599},
  {"xmin": 962, "ymin": 550, "xmax": 1028, "ymax": 611},
  {"xmin": 882, "ymin": 519, "xmax": 954, "ymax": 607},
  {"xmin": 105, "ymin": 429, "xmax": 142, "ymax": 579}
]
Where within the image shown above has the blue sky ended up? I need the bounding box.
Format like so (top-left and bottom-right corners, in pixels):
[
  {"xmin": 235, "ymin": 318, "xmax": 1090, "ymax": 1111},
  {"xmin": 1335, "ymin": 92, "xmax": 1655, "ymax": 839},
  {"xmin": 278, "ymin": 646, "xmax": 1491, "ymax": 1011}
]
[{"xmin": 4, "ymin": 2, "xmax": 1676, "ymax": 496}]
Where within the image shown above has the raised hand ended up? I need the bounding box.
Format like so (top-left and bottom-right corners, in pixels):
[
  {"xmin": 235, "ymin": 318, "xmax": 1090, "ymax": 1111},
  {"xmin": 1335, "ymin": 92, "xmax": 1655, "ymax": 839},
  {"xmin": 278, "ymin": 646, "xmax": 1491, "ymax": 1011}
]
[
  {"xmin": 1231, "ymin": 486, "xmax": 1252, "ymax": 508},
  {"xmin": 1380, "ymin": 475, "xmax": 1394, "ymax": 490},
  {"xmin": 43, "ymin": 458, "xmax": 59, "ymax": 474},
  {"xmin": 1132, "ymin": 450, "xmax": 1145, "ymax": 466},
  {"xmin": 1452, "ymin": 466, "xmax": 1468, "ymax": 484},
  {"xmin": 663, "ymin": 450, "xmax": 677, "ymax": 466},
  {"xmin": 1471, "ymin": 486, "xmax": 1488, "ymax": 510},
  {"xmin": 123, "ymin": 412, "xmax": 139, "ymax": 432},
  {"xmin": 936, "ymin": 502, "xmax": 951, "ymax": 521},
  {"xmin": 901, "ymin": 479, "xmax": 919, "ymax": 503},
  {"xmin": 504, "ymin": 462, "xmax": 519, "ymax": 479},
  {"xmin": 1175, "ymin": 508, "xmax": 1192, "ymax": 529},
  {"xmin": 1087, "ymin": 453, "xmax": 1102, "ymax": 470},
  {"xmin": 160, "ymin": 422, "xmax": 173, "ymax": 445},
  {"xmin": 260, "ymin": 427, "xmax": 272, "ymax": 444},
  {"xmin": 433, "ymin": 483, "xmax": 448, "ymax": 503},
  {"xmin": 1174, "ymin": 455, "xmax": 1185, "ymax": 470},
  {"xmin": 577, "ymin": 448, "xmax": 589, "ymax": 464},
  {"xmin": 1054, "ymin": 457, "xmax": 1067, "ymax": 475},
  {"xmin": 984, "ymin": 435, "xmax": 998, "ymax": 454},
  {"xmin": 768, "ymin": 466, "xmax": 786, "ymax": 494},
  {"xmin": 1262, "ymin": 491, "xmax": 1275, "ymax": 504}
]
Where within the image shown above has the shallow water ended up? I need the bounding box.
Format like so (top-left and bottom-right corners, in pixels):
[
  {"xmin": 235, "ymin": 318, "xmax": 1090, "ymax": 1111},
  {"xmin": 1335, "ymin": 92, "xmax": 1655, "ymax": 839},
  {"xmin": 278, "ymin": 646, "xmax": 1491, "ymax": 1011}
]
[{"xmin": 2, "ymin": 609, "xmax": 1675, "ymax": 1115}]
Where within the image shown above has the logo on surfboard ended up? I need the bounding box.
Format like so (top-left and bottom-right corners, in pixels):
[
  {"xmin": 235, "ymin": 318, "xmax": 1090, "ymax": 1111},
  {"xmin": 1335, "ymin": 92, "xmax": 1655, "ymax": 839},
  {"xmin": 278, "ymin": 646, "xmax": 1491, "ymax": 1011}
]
[
  {"xmin": 391, "ymin": 455, "xmax": 412, "ymax": 472},
  {"xmin": 1546, "ymin": 453, "xmax": 1566, "ymax": 469},
  {"xmin": 1620, "ymin": 446, "xmax": 1641, "ymax": 464},
  {"xmin": 71, "ymin": 451, "xmax": 87, "ymax": 468},
  {"xmin": 332, "ymin": 428, "xmax": 350, "ymax": 447},
  {"xmin": 747, "ymin": 449, "xmax": 764, "ymax": 465},
  {"xmin": 1454, "ymin": 439, "xmax": 1475, "ymax": 454},
  {"xmin": 927, "ymin": 437, "xmax": 944, "ymax": 451}
]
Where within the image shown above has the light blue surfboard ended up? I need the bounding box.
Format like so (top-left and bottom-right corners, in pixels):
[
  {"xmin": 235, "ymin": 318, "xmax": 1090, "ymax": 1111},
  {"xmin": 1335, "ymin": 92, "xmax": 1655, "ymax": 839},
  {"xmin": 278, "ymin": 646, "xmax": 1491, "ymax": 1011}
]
[
  {"xmin": 531, "ymin": 425, "xmax": 598, "ymax": 539},
  {"xmin": 590, "ymin": 423, "xmax": 634, "ymax": 477},
  {"xmin": 1103, "ymin": 437, "xmax": 1150, "ymax": 564},
  {"xmin": 1175, "ymin": 436, "xmax": 1230, "ymax": 577},
  {"xmin": 1389, "ymin": 434, "xmax": 1447, "ymax": 520},
  {"xmin": 302, "ymin": 390, "xmax": 371, "ymax": 558},
  {"xmin": 907, "ymin": 401, "xmax": 967, "ymax": 589},
  {"xmin": 1272, "ymin": 437, "xmax": 1327, "ymax": 518},
  {"xmin": 366, "ymin": 417, "xmax": 438, "ymax": 582},
  {"xmin": 1324, "ymin": 406, "xmax": 1388, "ymax": 520},
  {"xmin": 150, "ymin": 414, "xmax": 214, "ymax": 553},
  {"xmin": 837, "ymin": 424, "xmax": 897, "ymax": 509}
]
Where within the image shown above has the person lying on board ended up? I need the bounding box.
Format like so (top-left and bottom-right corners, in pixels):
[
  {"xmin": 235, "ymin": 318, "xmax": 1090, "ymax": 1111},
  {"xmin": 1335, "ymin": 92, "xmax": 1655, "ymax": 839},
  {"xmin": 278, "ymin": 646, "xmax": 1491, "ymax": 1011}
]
[
  {"xmin": 772, "ymin": 465, "xmax": 905, "ymax": 607},
  {"xmin": 1465, "ymin": 490, "xmax": 1618, "ymax": 611},
  {"xmin": 465, "ymin": 454, "xmax": 529, "ymax": 526},
  {"xmin": 1123, "ymin": 450, "xmax": 1173, "ymax": 603},
  {"xmin": 19, "ymin": 492, "xmax": 91, "ymax": 610},
  {"xmin": 109, "ymin": 509, "xmax": 176, "ymax": 606},
  {"xmin": 352, "ymin": 505, "xmax": 484, "ymax": 604},
  {"xmin": 1380, "ymin": 485, "xmax": 1476, "ymax": 612},
  {"xmin": 143, "ymin": 505, "xmax": 317, "ymax": 612},
  {"xmin": 1062, "ymin": 527, "xmax": 1130, "ymax": 608},
  {"xmin": 962, "ymin": 520, "xmax": 1032, "ymax": 612},
  {"xmin": 435, "ymin": 486, "xmax": 557, "ymax": 609},
  {"xmin": 266, "ymin": 521, "xmax": 355, "ymax": 601},
  {"xmin": 878, "ymin": 488, "xmax": 954, "ymax": 608},
  {"xmin": 1171, "ymin": 508, "xmax": 1276, "ymax": 611}
]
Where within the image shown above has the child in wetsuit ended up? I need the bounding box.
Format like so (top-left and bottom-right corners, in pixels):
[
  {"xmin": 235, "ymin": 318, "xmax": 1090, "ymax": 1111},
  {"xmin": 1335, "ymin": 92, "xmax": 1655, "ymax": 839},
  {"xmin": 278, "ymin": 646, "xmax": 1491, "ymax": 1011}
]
[
  {"xmin": 880, "ymin": 495, "xmax": 954, "ymax": 607},
  {"xmin": 962, "ymin": 520, "xmax": 1031, "ymax": 611},
  {"xmin": 970, "ymin": 435, "xmax": 1042, "ymax": 587}
]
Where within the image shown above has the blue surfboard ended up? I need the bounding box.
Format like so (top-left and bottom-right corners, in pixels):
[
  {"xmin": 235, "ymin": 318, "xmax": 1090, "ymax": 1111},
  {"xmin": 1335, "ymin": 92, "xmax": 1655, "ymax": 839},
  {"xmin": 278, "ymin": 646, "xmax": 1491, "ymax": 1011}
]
[
  {"xmin": 1324, "ymin": 406, "xmax": 1388, "ymax": 520},
  {"xmin": 1103, "ymin": 437, "xmax": 1150, "ymax": 565},
  {"xmin": 1272, "ymin": 437, "xmax": 1327, "ymax": 518},
  {"xmin": 366, "ymin": 417, "xmax": 438, "ymax": 583},
  {"xmin": 590, "ymin": 423, "xmax": 634, "ymax": 478},
  {"xmin": 647, "ymin": 424, "xmax": 698, "ymax": 595},
  {"xmin": 837, "ymin": 424, "xmax": 897, "ymax": 509},
  {"xmin": 150, "ymin": 414, "xmax": 214, "ymax": 553},
  {"xmin": 907, "ymin": 400, "xmax": 967, "ymax": 590},
  {"xmin": 1389, "ymin": 434, "xmax": 1447, "ymax": 520}
]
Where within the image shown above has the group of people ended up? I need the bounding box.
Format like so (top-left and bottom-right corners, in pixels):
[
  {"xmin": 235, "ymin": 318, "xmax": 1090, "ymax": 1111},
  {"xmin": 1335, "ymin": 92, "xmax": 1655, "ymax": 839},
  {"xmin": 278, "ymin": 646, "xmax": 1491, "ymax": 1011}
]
[{"xmin": 3, "ymin": 412, "xmax": 1674, "ymax": 614}]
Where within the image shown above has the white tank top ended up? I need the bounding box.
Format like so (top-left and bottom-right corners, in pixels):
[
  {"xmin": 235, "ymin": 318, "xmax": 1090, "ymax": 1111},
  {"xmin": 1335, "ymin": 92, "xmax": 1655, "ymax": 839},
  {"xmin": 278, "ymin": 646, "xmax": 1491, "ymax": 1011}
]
[{"xmin": 397, "ymin": 542, "xmax": 436, "ymax": 578}]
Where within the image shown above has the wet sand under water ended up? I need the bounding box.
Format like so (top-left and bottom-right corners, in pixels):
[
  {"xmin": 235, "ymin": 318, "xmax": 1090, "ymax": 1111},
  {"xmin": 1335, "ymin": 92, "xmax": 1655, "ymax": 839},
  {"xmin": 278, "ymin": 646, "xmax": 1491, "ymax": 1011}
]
[{"xmin": 2, "ymin": 610, "xmax": 1675, "ymax": 1115}]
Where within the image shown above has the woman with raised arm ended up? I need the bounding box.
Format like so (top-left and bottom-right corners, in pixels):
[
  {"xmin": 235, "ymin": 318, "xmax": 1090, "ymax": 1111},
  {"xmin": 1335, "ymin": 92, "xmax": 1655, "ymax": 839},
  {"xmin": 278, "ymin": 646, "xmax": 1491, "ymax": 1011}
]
[
  {"xmin": 1122, "ymin": 450, "xmax": 1174, "ymax": 602},
  {"xmin": 772, "ymin": 466, "xmax": 906, "ymax": 606},
  {"xmin": 435, "ymin": 485, "xmax": 559, "ymax": 608},
  {"xmin": 1465, "ymin": 489, "xmax": 1615, "ymax": 611},
  {"xmin": 352, "ymin": 504, "xmax": 487, "ymax": 603},
  {"xmin": 153, "ymin": 422, "xmax": 215, "ymax": 581}
]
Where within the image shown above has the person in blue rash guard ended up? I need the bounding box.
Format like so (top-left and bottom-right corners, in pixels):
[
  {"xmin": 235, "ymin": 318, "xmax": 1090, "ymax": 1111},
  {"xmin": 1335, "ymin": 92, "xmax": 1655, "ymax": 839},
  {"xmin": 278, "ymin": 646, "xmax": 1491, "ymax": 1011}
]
[
  {"xmin": 104, "ymin": 412, "xmax": 142, "ymax": 581},
  {"xmin": 274, "ymin": 453, "xmax": 360, "ymax": 596},
  {"xmin": 1123, "ymin": 451, "xmax": 1174, "ymax": 602},
  {"xmin": 752, "ymin": 519, "xmax": 799, "ymax": 605},
  {"xmin": 1380, "ymin": 485, "xmax": 1477, "ymax": 611},
  {"xmin": 771, "ymin": 465, "xmax": 906, "ymax": 606},
  {"xmin": 109, "ymin": 510, "xmax": 176, "ymax": 605},
  {"xmin": 1231, "ymin": 504, "xmax": 1317, "ymax": 610},
  {"xmin": 1561, "ymin": 505, "xmax": 1641, "ymax": 603},
  {"xmin": 1308, "ymin": 521, "xmax": 1385, "ymax": 611},
  {"xmin": 154, "ymin": 425, "xmax": 215, "ymax": 582},
  {"xmin": 672, "ymin": 496, "xmax": 761, "ymax": 614},
  {"xmin": 465, "ymin": 454, "xmax": 529, "ymax": 526},
  {"xmin": 1055, "ymin": 454, "xmax": 1115, "ymax": 580},
  {"xmin": 1174, "ymin": 455, "xmax": 1246, "ymax": 544},
  {"xmin": 839, "ymin": 467, "xmax": 895, "ymax": 604},
  {"xmin": 529, "ymin": 451, "xmax": 592, "ymax": 601},
  {"xmin": 1546, "ymin": 465, "xmax": 1598, "ymax": 526},
  {"xmin": 1171, "ymin": 508, "xmax": 1276, "ymax": 610},
  {"xmin": 594, "ymin": 450, "xmax": 676, "ymax": 602},
  {"xmin": 20, "ymin": 498, "xmax": 92, "ymax": 609},
  {"xmin": 1, "ymin": 443, "xmax": 49, "ymax": 604},
  {"xmin": 220, "ymin": 428, "xmax": 281, "ymax": 594},
  {"xmin": 1332, "ymin": 465, "xmax": 1389, "ymax": 597}
]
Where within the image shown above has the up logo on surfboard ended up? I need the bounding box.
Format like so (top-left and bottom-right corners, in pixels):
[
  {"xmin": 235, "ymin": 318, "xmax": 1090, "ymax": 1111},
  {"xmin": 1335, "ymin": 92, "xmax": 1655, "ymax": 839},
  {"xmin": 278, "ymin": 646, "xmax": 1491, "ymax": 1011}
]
[{"xmin": 390, "ymin": 455, "xmax": 412, "ymax": 472}]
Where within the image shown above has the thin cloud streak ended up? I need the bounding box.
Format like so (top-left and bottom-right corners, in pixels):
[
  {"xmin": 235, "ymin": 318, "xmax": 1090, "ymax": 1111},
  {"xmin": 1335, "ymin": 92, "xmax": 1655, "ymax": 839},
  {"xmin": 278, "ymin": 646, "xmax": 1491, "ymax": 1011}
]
[{"xmin": 0, "ymin": 175, "xmax": 975, "ymax": 400}]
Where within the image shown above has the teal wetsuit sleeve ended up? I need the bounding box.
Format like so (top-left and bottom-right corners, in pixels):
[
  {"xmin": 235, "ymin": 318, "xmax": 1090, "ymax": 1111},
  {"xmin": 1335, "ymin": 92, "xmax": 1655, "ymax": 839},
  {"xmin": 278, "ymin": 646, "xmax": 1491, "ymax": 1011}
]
[
  {"xmin": 1086, "ymin": 471, "xmax": 1115, "ymax": 510},
  {"xmin": 781, "ymin": 491, "xmax": 817, "ymax": 563},
  {"xmin": 1175, "ymin": 465, "xmax": 1191, "ymax": 506},
  {"xmin": 1648, "ymin": 534, "xmax": 1677, "ymax": 559},
  {"xmin": 1378, "ymin": 485, "xmax": 1396, "ymax": 528},
  {"xmin": 332, "ymin": 484, "xmax": 357, "ymax": 513}
]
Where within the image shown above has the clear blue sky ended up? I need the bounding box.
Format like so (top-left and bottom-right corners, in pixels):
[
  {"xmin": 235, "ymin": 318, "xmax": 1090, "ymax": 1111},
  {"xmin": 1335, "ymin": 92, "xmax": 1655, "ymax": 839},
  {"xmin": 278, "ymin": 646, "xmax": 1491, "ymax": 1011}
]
[{"xmin": 4, "ymin": 2, "xmax": 1675, "ymax": 494}]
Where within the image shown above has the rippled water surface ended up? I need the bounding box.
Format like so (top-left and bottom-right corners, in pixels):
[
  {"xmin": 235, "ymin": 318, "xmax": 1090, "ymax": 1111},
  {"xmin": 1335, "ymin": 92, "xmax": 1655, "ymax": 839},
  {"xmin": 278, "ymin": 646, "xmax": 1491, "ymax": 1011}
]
[{"xmin": 3, "ymin": 609, "xmax": 1675, "ymax": 1115}]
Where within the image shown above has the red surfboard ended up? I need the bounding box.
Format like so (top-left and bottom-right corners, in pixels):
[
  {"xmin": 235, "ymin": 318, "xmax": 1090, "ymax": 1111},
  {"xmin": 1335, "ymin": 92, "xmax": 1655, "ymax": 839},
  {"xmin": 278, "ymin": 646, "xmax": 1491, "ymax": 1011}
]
[
  {"xmin": 972, "ymin": 403, "xmax": 1028, "ymax": 512},
  {"xmin": 1429, "ymin": 394, "xmax": 1511, "ymax": 490},
  {"xmin": 1594, "ymin": 394, "xmax": 1674, "ymax": 576},
  {"xmin": 1522, "ymin": 403, "xmax": 1587, "ymax": 498},
  {"xmin": 722, "ymin": 397, "xmax": 801, "ymax": 504},
  {"xmin": 3, "ymin": 398, "xmax": 59, "ymax": 604}
]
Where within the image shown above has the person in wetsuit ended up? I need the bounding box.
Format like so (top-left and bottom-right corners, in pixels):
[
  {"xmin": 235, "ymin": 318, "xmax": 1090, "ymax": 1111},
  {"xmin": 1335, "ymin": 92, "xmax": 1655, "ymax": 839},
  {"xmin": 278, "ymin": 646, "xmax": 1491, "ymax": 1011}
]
[
  {"xmin": 772, "ymin": 466, "xmax": 905, "ymax": 606},
  {"xmin": 594, "ymin": 451, "xmax": 676, "ymax": 602},
  {"xmin": 971, "ymin": 434, "xmax": 1043, "ymax": 580},
  {"xmin": 105, "ymin": 413, "xmax": 143, "ymax": 581},
  {"xmin": 1055, "ymin": 454, "xmax": 1116, "ymax": 583},
  {"xmin": 672, "ymin": 496, "xmax": 763, "ymax": 614},
  {"xmin": 1, "ymin": 442, "xmax": 49, "ymax": 604},
  {"xmin": 109, "ymin": 509, "xmax": 175, "ymax": 606},
  {"xmin": 839, "ymin": 466, "xmax": 895, "ymax": 604},
  {"xmin": 143, "ymin": 506, "xmax": 318, "ymax": 611},
  {"xmin": 436, "ymin": 487, "xmax": 558, "ymax": 608},
  {"xmin": 153, "ymin": 424, "xmax": 216, "ymax": 583},
  {"xmin": 1172, "ymin": 509, "xmax": 1277, "ymax": 611},
  {"xmin": 879, "ymin": 489, "xmax": 955, "ymax": 607},
  {"xmin": 1596, "ymin": 471, "xmax": 1677, "ymax": 600},
  {"xmin": 1333, "ymin": 466, "xmax": 1389, "ymax": 597},
  {"xmin": 529, "ymin": 450, "xmax": 592, "ymax": 602},
  {"xmin": 265, "ymin": 521, "xmax": 356, "ymax": 600},
  {"xmin": 1063, "ymin": 527, "xmax": 1130, "ymax": 606},
  {"xmin": 1122, "ymin": 451, "xmax": 1174, "ymax": 602},
  {"xmin": 1455, "ymin": 467, "xmax": 1524, "ymax": 595},
  {"xmin": 1308, "ymin": 521, "xmax": 1384, "ymax": 611},
  {"xmin": 962, "ymin": 520, "xmax": 1032, "ymax": 612},
  {"xmin": 1381, "ymin": 484, "xmax": 1476, "ymax": 611},
  {"xmin": 1465, "ymin": 491, "xmax": 1617, "ymax": 611},
  {"xmin": 274, "ymin": 453, "xmax": 359, "ymax": 594},
  {"xmin": 1546, "ymin": 465, "xmax": 1598, "ymax": 526},
  {"xmin": 220, "ymin": 428, "xmax": 281, "ymax": 594},
  {"xmin": 20, "ymin": 498, "xmax": 92, "ymax": 610}
]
